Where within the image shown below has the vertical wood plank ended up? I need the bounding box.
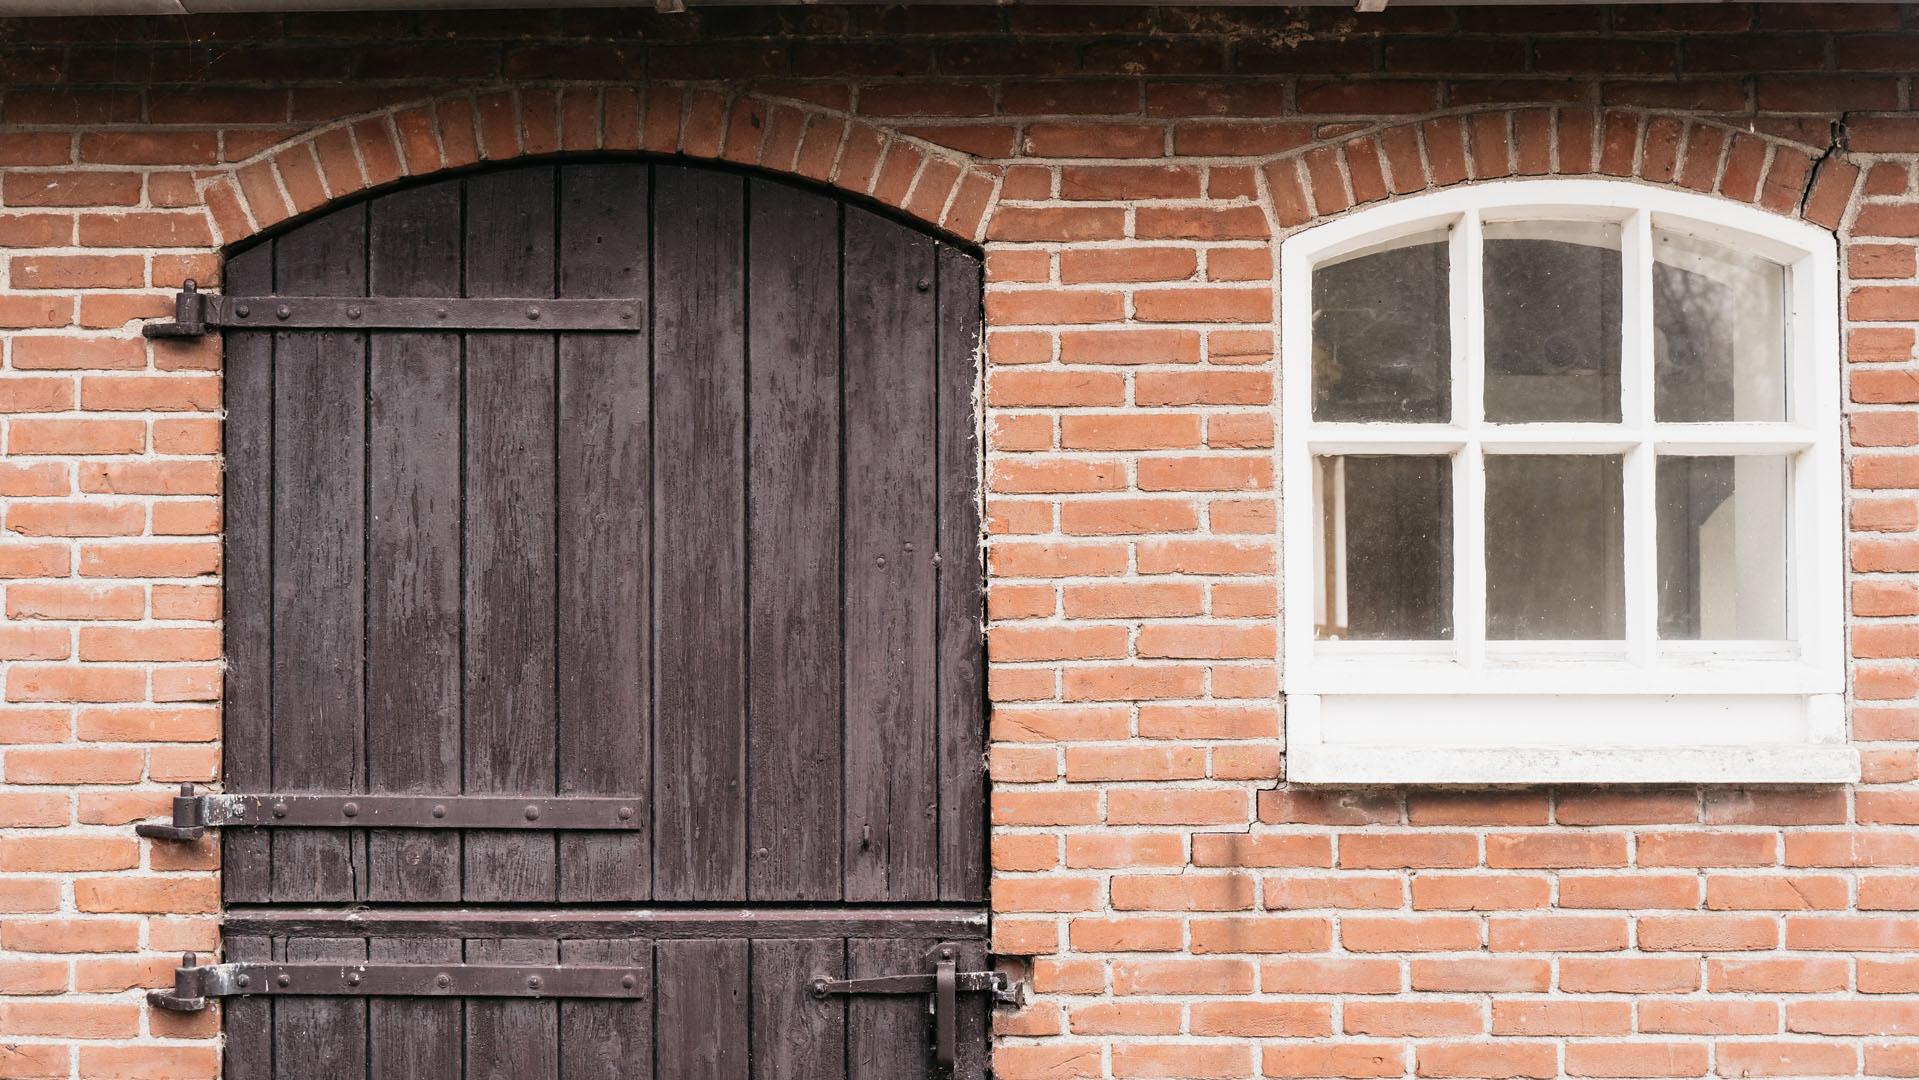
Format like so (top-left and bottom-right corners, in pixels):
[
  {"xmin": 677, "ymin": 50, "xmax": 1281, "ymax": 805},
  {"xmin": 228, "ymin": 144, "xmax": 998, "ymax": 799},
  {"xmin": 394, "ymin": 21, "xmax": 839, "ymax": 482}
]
[
  {"xmin": 934, "ymin": 244, "xmax": 987, "ymax": 903},
  {"xmin": 269, "ymin": 204, "xmax": 367, "ymax": 903},
  {"xmin": 555, "ymin": 163, "xmax": 652, "ymax": 903},
  {"xmin": 222, "ymin": 243, "xmax": 275, "ymax": 905},
  {"xmin": 745, "ymin": 178, "xmax": 843, "ymax": 901},
  {"xmin": 655, "ymin": 938, "xmax": 749, "ymax": 1080},
  {"xmin": 846, "ymin": 937, "xmax": 931, "ymax": 1080},
  {"xmin": 841, "ymin": 206, "xmax": 941, "ymax": 902},
  {"xmin": 220, "ymin": 932, "xmax": 272, "ymax": 1080},
  {"xmin": 651, "ymin": 165, "xmax": 747, "ymax": 902},
  {"xmin": 559, "ymin": 938, "xmax": 654, "ymax": 1080},
  {"xmin": 366, "ymin": 179, "xmax": 464, "ymax": 903},
  {"xmin": 275, "ymin": 937, "xmax": 369, "ymax": 1080},
  {"xmin": 466, "ymin": 938, "xmax": 560, "ymax": 1080},
  {"xmin": 750, "ymin": 937, "xmax": 846, "ymax": 1080},
  {"xmin": 462, "ymin": 166, "xmax": 560, "ymax": 902},
  {"xmin": 368, "ymin": 937, "xmax": 461, "ymax": 1080}
]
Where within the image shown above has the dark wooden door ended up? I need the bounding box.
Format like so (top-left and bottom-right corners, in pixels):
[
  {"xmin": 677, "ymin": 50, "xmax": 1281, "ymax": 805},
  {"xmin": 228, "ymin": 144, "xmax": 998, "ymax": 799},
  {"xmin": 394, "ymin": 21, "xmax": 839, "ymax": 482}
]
[{"xmin": 219, "ymin": 160, "xmax": 987, "ymax": 1078}]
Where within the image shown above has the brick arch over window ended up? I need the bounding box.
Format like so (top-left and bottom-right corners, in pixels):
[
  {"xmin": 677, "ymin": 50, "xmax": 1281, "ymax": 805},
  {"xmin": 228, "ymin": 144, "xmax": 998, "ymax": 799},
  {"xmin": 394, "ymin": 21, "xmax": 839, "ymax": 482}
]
[
  {"xmin": 1261, "ymin": 107, "xmax": 1864, "ymax": 235},
  {"xmin": 191, "ymin": 85, "xmax": 1004, "ymax": 248}
]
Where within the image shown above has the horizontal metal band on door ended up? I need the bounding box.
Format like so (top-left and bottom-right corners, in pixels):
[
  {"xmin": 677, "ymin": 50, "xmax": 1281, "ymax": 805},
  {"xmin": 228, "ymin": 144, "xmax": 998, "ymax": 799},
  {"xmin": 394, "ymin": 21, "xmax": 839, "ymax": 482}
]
[
  {"xmin": 142, "ymin": 281, "xmax": 644, "ymax": 336},
  {"xmin": 150, "ymin": 954, "xmax": 648, "ymax": 1012},
  {"xmin": 136, "ymin": 788, "xmax": 644, "ymax": 839}
]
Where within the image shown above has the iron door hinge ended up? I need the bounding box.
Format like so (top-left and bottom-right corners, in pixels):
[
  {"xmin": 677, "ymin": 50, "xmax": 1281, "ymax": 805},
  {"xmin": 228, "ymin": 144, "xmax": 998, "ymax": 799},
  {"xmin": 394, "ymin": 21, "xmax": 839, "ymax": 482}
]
[
  {"xmin": 136, "ymin": 784, "xmax": 643, "ymax": 841},
  {"xmin": 142, "ymin": 279, "xmax": 644, "ymax": 338},
  {"xmin": 148, "ymin": 953, "xmax": 647, "ymax": 1012},
  {"xmin": 810, "ymin": 942, "xmax": 1020, "ymax": 1071}
]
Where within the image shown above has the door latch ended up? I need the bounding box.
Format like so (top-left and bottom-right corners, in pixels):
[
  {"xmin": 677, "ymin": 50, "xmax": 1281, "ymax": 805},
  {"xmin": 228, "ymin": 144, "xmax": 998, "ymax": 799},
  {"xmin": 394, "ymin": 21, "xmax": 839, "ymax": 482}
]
[{"xmin": 809, "ymin": 942, "xmax": 1018, "ymax": 1070}]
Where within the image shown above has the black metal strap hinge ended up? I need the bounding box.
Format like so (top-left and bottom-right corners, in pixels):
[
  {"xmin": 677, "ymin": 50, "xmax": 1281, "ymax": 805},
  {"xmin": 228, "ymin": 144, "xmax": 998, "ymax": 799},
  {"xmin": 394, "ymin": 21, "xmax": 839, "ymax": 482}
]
[
  {"xmin": 143, "ymin": 279, "xmax": 643, "ymax": 338},
  {"xmin": 149, "ymin": 953, "xmax": 646, "ymax": 1012},
  {"xmin": 136, "ymin": 784, "xmax": 642, "ymax": 841},
  {"xmin": 810, "ymin": 943, "xmax": 1019, "ymax": 1070}
]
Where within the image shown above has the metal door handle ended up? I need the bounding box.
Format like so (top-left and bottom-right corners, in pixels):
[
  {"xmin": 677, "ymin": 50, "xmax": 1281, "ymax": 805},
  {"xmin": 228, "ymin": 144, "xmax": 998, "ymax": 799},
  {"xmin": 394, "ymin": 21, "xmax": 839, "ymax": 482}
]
[{"xmin": 933, "ymin": 946, "xmax": 957, "ymax": 1068}]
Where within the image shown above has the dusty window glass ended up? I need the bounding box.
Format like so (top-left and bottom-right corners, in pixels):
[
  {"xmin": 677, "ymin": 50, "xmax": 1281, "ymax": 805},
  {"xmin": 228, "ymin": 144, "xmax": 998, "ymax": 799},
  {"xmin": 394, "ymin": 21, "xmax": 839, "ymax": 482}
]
[
  {"xmin": 1483, "ymin": 221, "xmax": 1623, "ymax": 423},
  {"xmin": 1313, "ymin": 455, "xmax": 1453, "ymax": 640},
  {"xmin": 1312, "ymin": 230, "xmax": 1451, "ymax": 423},
  {"xmin": 1654, "ymin": 228, "xmax": 1788, "ymax": 422},
  {"xmin": 1657, "ymin": 456, "xmax": 1789, "ymax": 640},
  {"xmin": 1485, "ymin": 454, "xmax": 1625, "ymax": 639}
]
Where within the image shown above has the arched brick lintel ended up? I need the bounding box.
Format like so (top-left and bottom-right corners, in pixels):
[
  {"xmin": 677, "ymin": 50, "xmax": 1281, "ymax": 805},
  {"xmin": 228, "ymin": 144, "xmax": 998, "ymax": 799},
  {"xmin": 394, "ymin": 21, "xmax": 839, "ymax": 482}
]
[
  {"xmin": 1263, "ymin": 107, "xmax": 1863, "ymax": 236},
  {"xmin": 197, "ymin": 85, "xmax": 1004, "ymax": 250}
]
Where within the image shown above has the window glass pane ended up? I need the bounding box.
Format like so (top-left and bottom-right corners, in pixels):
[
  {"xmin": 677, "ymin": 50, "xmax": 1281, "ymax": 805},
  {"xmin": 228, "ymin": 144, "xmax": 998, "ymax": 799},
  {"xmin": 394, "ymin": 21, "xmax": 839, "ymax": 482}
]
[
  {"xmin": 1654, "ymin": 228, "xmax": 1787, "ymax": 422},
  {"xmin": 1657, "ymin": 455, "xmax": 1789, "ymax": 640},
  {"xmin": 1486, "ymin": 454, "xmax": 1624, "ymax": 639},
  {"xmin": 1312, "ymin": 229, "xmax": 1450, "ymax": 423},
  {"xmin": 1483, "ymin": 220, "xmax": 1623, "ymax": 423},
  {"xmin": 1313, "ymin": 455, "xmax": 1453, "ymax": 640}
]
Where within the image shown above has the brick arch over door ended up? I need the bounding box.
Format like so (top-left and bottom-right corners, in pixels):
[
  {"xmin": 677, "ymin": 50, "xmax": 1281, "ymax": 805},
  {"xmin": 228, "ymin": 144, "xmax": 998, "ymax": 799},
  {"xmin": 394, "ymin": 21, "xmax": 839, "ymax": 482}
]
[
  {"xmin": 1262, "ymin": 107, "xmax": 1865, "ymax": 235},
  {"xmin": 193, "ymin": 86, "xmax": 1004, "ymax": 251}
]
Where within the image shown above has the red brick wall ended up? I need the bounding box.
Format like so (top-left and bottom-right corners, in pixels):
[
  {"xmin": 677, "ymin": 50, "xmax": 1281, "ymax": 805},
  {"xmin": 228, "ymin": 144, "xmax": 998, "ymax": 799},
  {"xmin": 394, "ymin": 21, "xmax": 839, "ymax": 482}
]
[{"xmin": 0, "ymin": 7, "xmax": 1916, "ymax": 1077}]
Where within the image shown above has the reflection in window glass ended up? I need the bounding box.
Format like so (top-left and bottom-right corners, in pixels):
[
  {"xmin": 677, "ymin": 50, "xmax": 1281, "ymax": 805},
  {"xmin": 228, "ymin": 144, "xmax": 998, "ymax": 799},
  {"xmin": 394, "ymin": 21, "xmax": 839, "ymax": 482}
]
[
  {"xmin": 1483, "ymin": 221, "xmax": 1623, "ymax": 423},
  {"xmin": 1654, "ymin": 228, "xmax": 1787, "ymax": 422},
  {"xmin": 1486, "ymin": 455, "xmax": 1625, "ymax": 639},
  {"xmin": 1313, "ymin": 456, "xmax": 1453, "ymax": 640},
  {"xmin": 1312, "ymin": 230, "xmax": 1451, "ymax": 423},
  {"xmin": 1657, "ymin": 456, "xmax": 1789, "ymax": 640}
]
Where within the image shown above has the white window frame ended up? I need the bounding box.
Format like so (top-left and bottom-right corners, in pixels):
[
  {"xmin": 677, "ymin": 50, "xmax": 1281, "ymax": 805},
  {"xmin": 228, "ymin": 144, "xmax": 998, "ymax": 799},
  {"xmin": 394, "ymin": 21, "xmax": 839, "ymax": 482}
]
[{"xmin": 1280, "ymin": 179, "xmax": 1855, "ymax": 785}]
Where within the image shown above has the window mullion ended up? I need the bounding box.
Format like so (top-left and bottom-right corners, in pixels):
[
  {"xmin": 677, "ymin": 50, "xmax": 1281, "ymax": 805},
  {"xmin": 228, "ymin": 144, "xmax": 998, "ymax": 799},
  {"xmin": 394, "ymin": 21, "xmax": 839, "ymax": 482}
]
[
  {"xmin": 1452, "ymin": 210, "xmax": 1486, "ymax": 665},
  {"xmin": 1621, "ymin": 209, "xmax": 1658, "ymax": 666}
]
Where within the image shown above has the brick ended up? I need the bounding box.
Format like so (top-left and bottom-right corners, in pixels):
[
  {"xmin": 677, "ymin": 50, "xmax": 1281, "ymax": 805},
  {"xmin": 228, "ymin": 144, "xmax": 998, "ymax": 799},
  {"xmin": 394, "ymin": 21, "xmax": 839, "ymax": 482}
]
[
  {"xmin": 1112, "ymin": 957, "xmax": 1252, "ymax": 995},
  {"xmin": 1343, "ymin": 1000, "xmax": 1484, "ymax": 1038},
  {"xmin": 1565, "ymin": 1043, "xmax": 1709, "ymax": 1078},
  {"xmin": 1341, "ymin": 833, "xmax": 1478, "ymax": 869},
  {"xmin": 1069, "ymin": 917, "xmax": 1182, "ymax": 953},
  {"xmin": 3, "ymin": 171, "xmax": 142, "ymax": 207},
  {"xmin": 1418, "ymin": 1042, "xmax": 1557, "ymax": 1079},
  {"xmin": 1, "ymin": 917, "xmax": 140, "ymax": 953},
  {"xmin": 1411, "ymin": 958, "xmax": 1552, "ymax": 993},
  {"xmin": 11, "ymin": 335, "xmax": 144, "ymax": 371},
  {"xmin": 1560, "ymin": 873, "xmax": 1701, "ymax": 909},
  {"xmin": 1342, "ymin": 915, "xmax": 1482, "ymax": 953},
  {"xmin": 1107, "ymin": 789, "xmax": 1248, "ymax": 826},
  {"xmin": 1637, "ymin": 914, "xmax": 1779, "ymax": 952},
  {"xmin": 1713, "ymin": 1041, "xmax": 1858, "ymax": 1077},
  {"xmin": 1189, "ymin": 1001, "xmax": 1331, "ymax": 1037},
  {"xmin": 1488, "ymin": 915, "xmax": 1629, "ymax": 952},
  {"xmin": 1263, "ymin": 1044, "xmax": 1405, "ymax": 1079},
  {"xmin": 1648, "ymin": 1001, "xmax": 1782, "ymax": 1039},
  {"xmin": 1265, "ymin": 874, "xmax": 1402, "ymax": 910},
  {"xmin": 1063, "ymin": 1001, "xmax": 1175, "ymax": 1035},
  {"xmin": 1412, "ymin": 874, "xmax": 1552, "ymax": 911},
  {"xmin": 1191, "ymin": 833, "xmax": 1331, "ymax": 868},
  {"xmin": 1062, "ymin": 832, "xmax": 1184, "ymax": 868},
  {"xmin": 8, "ymin": 418, "xmax": 144, "ymax": 455},
  {"xmin": 77, "ymin": 1046, "xmax": 221, "ymax": 1079}
]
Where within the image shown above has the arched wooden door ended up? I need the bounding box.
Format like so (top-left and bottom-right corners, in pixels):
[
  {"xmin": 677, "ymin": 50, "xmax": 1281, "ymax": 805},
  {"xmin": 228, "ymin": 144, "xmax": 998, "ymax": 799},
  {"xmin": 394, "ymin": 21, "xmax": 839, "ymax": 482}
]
[{"xmin": 206, "ymin": 160, "xmax": 988, "ymax": 1078}]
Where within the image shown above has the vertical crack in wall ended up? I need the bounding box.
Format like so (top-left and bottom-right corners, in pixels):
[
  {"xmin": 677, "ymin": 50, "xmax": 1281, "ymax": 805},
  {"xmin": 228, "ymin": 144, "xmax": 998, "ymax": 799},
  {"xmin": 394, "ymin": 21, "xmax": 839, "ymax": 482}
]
[{"xmin": 1799, "ymin": 112, "xmax": 1854, "ymax": 219}]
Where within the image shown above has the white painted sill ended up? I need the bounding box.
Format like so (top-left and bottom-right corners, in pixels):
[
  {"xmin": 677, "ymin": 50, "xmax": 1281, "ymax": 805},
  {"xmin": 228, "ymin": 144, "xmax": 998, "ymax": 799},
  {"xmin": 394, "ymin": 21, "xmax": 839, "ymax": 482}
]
[{"xmin": 1285, "ymin": 692, "xmax": 1860, "ymax": 786}]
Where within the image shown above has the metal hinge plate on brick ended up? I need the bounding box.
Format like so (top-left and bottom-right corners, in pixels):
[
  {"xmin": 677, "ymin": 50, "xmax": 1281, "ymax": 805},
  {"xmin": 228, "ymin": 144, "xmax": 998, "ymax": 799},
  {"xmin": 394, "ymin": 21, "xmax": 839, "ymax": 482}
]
[
  {"xmin": 142, "ymin": 280, "xmax": 643, "ymax": 337},
  {"xmin": 136, "ymin": 784, "xmax": 642, "ymax": 841},
  {"xmin": 149, "ymin": 953, "xmax": 647, "ymax": 1012}
]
